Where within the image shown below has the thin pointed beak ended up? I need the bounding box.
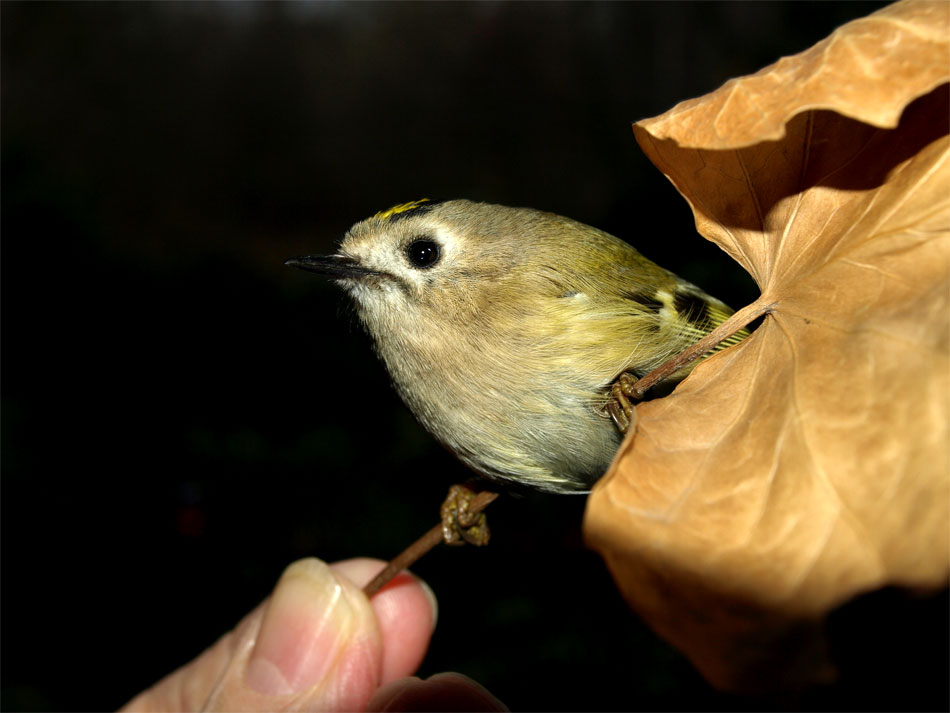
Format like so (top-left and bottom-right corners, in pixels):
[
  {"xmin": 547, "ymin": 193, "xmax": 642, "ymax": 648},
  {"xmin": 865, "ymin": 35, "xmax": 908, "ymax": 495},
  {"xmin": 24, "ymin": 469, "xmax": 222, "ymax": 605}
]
[{"xmin": 284, "ymin": 254, "xmax": 381, "ymax": 280}]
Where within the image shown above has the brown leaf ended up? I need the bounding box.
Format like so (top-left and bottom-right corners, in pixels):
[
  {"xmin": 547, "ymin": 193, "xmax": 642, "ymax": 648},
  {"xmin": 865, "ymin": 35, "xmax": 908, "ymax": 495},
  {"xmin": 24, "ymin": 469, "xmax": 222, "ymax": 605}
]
[{"xmin": 584, "ymin": 0, "xmax": 949, "ymax": 694}]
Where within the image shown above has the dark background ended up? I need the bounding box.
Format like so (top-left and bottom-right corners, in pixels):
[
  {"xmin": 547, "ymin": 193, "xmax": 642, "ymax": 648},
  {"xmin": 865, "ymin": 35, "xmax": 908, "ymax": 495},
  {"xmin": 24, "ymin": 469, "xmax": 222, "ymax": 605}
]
[{"xmin": 3, "ymin": 2, "xmax": 946, "ymax": 711}]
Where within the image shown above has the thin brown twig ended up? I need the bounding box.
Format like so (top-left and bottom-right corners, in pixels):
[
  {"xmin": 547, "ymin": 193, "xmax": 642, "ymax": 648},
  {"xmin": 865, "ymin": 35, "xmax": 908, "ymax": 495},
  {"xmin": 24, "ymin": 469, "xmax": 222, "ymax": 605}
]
[
  {"xmin": 631, "ymin": 298, "xmax": 776, "ymax": 398},
  {"xmin": 363, "ymin": 490, "xmax": 499, "ymax": 597}
]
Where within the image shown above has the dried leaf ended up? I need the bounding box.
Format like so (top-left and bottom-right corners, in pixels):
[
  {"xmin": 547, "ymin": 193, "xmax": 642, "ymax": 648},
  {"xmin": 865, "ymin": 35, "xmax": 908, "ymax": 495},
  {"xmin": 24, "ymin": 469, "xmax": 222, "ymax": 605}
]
[{"xmin": 584, "ymin": 0, "xmax": 949, "ymax": 693}]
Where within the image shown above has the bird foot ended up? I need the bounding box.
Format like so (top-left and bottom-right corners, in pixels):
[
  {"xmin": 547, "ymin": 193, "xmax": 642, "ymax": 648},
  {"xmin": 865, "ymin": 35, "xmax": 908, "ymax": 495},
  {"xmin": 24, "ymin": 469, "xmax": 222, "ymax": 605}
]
[{"xmin": 605, "ymin": 372, "xmax": 640, "ymax": 435}]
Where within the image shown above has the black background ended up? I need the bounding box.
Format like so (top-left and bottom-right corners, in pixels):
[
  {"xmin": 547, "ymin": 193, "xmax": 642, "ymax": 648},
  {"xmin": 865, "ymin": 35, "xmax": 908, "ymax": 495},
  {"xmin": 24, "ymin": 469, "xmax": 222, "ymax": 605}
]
[{"xmin": 3, "ymin": 2, "xmax": 946, "ymax": 711}]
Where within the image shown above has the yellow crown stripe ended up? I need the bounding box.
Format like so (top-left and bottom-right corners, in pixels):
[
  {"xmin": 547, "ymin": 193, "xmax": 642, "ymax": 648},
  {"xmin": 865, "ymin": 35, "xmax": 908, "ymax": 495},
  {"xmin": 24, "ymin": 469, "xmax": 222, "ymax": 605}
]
[{"xmin": 374, "ymin": 199, "xmax": 431, "ymax": 221}]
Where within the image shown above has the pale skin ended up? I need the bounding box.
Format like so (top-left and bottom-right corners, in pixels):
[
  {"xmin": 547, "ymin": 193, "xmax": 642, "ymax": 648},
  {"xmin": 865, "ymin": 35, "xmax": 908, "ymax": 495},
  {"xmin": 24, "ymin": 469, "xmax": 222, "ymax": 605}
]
[{"xmin": 121, "ymin": 557, "xmax": 507, "ymax": 712}]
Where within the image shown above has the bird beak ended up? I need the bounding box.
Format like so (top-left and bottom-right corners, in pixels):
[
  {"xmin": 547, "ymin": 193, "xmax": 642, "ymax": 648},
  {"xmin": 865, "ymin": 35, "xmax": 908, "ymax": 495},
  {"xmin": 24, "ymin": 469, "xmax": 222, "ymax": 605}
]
[{"xmin": 284, "ymin": 254, "xmax": 381, "ymax": 280}]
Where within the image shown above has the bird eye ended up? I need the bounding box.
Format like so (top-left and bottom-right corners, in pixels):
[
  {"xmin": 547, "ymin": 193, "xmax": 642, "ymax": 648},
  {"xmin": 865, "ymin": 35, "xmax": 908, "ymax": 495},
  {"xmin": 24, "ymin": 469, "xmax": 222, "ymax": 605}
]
[{"xmin": 405, "ymin": 239, "xmax": 441, "ymax": 269}]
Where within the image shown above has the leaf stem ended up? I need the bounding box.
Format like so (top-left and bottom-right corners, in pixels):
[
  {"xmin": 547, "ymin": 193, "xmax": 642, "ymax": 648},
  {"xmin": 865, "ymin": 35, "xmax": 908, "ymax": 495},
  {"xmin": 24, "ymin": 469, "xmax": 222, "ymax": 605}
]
[
  {"xmin": 362, "ymin": 490, "xmax": 499, "ymax": 597},
  {"xmin": 632, "ymin": 298, "xmax": 777, "ymax": 398}
]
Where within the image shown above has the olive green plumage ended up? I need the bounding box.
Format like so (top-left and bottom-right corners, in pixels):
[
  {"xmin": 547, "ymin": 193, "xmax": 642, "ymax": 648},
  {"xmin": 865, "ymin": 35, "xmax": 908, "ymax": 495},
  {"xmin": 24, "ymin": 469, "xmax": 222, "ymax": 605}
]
[{"xmin": 288, "ymin": 199, "xmax": 744, "ymax": 493}]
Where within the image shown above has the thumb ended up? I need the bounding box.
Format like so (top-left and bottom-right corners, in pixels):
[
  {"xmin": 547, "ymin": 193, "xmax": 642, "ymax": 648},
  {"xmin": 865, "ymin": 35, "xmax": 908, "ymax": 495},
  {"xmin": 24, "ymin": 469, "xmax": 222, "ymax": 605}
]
[{"xmin": 121, "ymin": 558, "xmax": 384, "ymax": 712}]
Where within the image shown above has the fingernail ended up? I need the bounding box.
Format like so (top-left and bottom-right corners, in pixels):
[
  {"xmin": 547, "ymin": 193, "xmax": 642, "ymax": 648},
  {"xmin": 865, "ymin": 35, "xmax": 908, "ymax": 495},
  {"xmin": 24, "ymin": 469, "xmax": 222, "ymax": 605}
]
[{"xmin": 246, "ymin": 558, "xmax": 357, "ymax": 696}]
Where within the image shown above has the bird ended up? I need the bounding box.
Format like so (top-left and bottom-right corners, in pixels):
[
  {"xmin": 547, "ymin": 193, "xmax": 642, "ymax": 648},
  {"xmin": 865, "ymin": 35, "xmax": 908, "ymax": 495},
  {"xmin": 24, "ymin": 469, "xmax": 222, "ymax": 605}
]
[{"xmin": 286, "ymin": 199, "xmax": 746, "ymax": 494}]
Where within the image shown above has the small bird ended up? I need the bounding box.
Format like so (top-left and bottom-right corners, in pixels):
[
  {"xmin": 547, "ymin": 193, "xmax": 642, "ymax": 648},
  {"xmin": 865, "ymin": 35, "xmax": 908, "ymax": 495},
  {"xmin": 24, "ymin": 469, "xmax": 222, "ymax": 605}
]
[{"xmin": 287, "ymin": 199, "xmax": 745, "ymax": 494}]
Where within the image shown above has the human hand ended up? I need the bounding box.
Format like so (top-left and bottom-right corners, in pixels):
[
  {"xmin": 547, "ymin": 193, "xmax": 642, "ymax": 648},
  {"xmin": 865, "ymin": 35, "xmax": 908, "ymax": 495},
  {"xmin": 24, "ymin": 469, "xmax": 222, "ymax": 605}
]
[{"xmin": 120, "ymin": 557, "xmax": 506, "ymax": 712}]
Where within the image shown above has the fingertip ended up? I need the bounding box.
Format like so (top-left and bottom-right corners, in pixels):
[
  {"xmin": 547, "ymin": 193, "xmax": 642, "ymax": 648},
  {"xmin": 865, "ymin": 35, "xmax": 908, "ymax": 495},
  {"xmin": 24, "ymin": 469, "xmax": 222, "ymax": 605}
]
[
  {"xmin": 331, "ymin": 558, "xmax": 438, "ymax": 682},
  {"xmin": 366, "ymin": 672, "xmax": 509, "ymax": 712},
  {"xmin": 425, "ymin": 673, "xmax": 509, "ymax": 712},
  {"xmin": 245, "ymin": 558, "xmax": 380, "ymax": 699}
]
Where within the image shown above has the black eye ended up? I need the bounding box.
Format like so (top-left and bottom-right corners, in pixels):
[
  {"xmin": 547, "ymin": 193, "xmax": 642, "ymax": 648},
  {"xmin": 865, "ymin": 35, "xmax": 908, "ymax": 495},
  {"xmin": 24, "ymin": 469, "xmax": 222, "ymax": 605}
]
[{"xmin": 405, "ymin": 239, "xmax": 441, "ymax": 269}]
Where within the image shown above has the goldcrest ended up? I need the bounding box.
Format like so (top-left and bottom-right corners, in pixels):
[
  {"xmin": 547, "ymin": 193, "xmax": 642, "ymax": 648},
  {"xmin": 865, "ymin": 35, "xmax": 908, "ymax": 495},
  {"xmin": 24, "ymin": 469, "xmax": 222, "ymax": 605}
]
[{"xmin": 287, "ymin": 199, "xmax": 745, "ymax": 494}]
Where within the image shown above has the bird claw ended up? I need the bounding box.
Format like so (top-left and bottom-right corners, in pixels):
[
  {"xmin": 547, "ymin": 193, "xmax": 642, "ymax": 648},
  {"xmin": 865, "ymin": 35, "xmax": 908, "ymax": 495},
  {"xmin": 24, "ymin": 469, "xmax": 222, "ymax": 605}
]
[{"xmin": 605, "ymin": 372, "xmax": 640, "ymax": 435}]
